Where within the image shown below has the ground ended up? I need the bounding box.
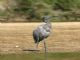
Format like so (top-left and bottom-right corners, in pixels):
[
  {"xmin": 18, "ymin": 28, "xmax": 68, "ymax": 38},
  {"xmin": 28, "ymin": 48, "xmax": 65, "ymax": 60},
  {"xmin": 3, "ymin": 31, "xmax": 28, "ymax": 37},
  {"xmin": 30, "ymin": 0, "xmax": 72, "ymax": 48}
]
[
  {"xmin": 0, "ymin": 22, "xmax": 80, "ymax": 53},
  {"xmin": 0, "ymin": 52, "xmax": 80, "ymax": 60}
]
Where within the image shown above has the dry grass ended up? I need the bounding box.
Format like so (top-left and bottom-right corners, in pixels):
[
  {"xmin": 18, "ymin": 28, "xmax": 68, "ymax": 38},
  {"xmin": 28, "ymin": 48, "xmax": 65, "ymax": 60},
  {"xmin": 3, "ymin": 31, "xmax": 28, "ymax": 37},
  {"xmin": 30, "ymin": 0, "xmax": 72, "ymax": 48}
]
[{"xmin": 0, "ymin": 22, "xmax": 80, "ymax": 53}]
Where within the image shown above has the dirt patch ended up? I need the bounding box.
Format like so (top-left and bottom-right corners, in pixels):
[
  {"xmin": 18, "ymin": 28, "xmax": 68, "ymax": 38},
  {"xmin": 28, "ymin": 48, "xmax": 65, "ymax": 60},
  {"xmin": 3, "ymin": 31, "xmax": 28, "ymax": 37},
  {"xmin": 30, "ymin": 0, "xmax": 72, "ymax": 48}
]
[{"xmin": 0, "ymin": 22, "xmax": 80, "ymax": 53}]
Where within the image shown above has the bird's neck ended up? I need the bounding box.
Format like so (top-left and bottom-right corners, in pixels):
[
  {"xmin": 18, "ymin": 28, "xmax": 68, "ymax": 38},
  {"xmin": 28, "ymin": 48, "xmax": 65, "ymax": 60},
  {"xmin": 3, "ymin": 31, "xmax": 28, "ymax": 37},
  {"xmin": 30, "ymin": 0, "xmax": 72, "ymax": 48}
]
[
  {"xmin": 45, "ymin": 21, "xmax": 51, "ymax": 24},
  {"xmin": 45, "ymin": 22, "xmax": 52, "ymax": 28}
]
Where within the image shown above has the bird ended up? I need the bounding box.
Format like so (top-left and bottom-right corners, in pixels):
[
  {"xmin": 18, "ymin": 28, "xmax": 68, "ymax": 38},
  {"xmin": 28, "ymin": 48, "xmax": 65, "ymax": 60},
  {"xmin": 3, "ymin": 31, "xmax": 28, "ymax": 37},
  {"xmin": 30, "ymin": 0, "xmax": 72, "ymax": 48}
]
[{"xmin": 33, "ymin": 14, "xmax": 52, "ymax": 53}]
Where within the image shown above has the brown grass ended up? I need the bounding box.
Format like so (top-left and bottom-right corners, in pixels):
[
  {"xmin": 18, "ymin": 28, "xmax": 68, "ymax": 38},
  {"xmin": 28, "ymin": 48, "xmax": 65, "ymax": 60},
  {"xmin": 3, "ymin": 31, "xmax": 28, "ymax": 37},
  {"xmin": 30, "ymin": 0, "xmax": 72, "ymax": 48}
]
[{"xmin": 0, "ymin": 22, "xmax": 80, "ymax": 53}]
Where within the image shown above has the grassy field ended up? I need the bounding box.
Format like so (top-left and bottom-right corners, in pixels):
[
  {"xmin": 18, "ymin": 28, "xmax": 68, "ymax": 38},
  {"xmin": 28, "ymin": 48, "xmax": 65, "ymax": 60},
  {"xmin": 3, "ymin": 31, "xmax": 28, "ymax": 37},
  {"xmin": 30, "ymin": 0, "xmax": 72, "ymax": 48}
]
[
  {"xmin": 0, "ymin": 22, "xmax": 80, "ymax": 53},
  {"xmin": 0, "ymin": 52, "xmax": 80, "ymax": 60},
  {"xmin": 0, "ymin": 22, "xmax": 80, "ymax": 60}
]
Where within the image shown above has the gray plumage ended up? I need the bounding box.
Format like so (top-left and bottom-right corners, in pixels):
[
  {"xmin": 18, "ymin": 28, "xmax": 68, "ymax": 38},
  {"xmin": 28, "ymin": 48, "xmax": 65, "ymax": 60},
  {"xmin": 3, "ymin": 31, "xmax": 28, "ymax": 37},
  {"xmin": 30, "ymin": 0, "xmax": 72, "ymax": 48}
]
[
  {"xmin": 33, "ymin": 15, "xmax": 52, "ymax": 45},
  {"xmin": 33, "ymin": 15, "xmax": 52, "ymax": 60}
]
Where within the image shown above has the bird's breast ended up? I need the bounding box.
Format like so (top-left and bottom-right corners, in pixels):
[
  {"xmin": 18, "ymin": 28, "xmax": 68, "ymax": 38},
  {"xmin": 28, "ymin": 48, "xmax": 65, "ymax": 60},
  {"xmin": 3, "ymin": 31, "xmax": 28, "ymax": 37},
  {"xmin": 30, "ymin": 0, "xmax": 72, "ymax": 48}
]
[{"xmin": 38, "ymin": 26, "xmax": 50, "ymax": 37}]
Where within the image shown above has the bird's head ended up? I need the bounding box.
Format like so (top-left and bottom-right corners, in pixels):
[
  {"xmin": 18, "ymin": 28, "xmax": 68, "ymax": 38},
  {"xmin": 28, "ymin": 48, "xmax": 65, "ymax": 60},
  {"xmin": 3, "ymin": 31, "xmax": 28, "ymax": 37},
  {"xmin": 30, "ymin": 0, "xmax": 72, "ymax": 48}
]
[
  {"xmin": 42, "ymin": 12, "xmax": 51, "ymax": 23},
  {"xmin": 42, "ymin": 15, "xmax": 51, "ymax": 23}
]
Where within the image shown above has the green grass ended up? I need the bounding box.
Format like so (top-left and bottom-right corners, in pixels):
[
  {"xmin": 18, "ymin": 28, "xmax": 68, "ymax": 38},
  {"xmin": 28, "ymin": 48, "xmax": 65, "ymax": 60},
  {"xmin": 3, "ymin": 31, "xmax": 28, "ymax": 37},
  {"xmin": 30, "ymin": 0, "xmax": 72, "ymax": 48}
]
[{"xmin": 0, "ymin": 52, "xmax": 80, "ymax": 60}]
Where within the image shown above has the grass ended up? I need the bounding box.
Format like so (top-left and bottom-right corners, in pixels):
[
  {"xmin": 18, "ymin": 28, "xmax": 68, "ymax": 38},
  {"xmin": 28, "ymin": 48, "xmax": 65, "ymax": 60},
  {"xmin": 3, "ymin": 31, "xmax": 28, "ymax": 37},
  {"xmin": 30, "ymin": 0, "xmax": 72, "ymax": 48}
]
[
  {"xmin": 0, "ymin": 22, "xmax": 80, "ymax": 53},
  {"xmin": 0, "ymin": 52, "xmax": 80, "ymax": 60},
  {"xmin": 0, "ymin": 22, "xmax": 80, "ymax": 60}
]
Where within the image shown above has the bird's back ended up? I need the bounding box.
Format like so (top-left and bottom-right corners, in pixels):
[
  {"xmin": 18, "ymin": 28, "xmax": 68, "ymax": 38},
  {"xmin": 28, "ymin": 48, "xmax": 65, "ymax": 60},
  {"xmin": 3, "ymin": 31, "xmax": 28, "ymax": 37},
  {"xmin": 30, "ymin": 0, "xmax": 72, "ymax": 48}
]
[{"xmin": 33, "ymin": 23, "xmax": 51, "ymax": 43}]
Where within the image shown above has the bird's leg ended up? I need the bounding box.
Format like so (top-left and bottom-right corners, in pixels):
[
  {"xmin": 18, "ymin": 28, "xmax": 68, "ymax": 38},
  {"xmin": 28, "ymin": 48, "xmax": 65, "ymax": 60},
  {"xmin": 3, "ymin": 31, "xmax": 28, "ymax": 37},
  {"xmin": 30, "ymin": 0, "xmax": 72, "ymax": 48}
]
[
  {"xmin": 44, "ymin": 39, "xmax": 47, "ymax": 54},
  {"xmin": 36, "ymin": 37, "xmax": 39, "ymax": 50},
  {"xmin": 43, "ymin": 39, "xmax": 47, "ymax": 60},
  {"xmin": 36, "ymin": 43, "xmax": 39, "ymax": 49}
]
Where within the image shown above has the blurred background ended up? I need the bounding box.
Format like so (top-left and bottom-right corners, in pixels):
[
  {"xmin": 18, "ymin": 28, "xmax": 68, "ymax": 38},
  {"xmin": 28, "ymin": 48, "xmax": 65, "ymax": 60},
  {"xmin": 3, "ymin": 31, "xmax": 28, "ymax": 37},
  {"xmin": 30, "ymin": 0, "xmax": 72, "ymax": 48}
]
[{"xmin": 0, "ymin": 0, "xmax": 80, "ymax": 22}]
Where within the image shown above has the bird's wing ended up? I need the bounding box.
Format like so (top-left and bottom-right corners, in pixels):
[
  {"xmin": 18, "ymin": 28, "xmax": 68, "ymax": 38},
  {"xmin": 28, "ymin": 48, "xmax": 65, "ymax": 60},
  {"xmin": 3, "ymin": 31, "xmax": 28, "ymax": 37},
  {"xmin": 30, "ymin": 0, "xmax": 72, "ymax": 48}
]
[{"xmin": 37, "ymin": 24, "xmax": 50, "ymax": 37}]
